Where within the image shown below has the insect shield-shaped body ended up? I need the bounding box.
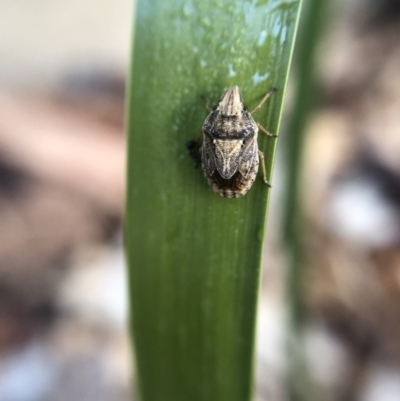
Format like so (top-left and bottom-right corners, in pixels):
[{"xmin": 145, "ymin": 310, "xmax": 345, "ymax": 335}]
[{"xmin": 201, "ymin": 86, "xmax": 274, "ymax": 198}]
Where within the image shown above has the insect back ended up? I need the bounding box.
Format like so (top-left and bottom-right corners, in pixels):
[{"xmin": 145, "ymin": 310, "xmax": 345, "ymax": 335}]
[{"xmin": 199, "ymin": 86, "xmax": 276, "ymax": 198}]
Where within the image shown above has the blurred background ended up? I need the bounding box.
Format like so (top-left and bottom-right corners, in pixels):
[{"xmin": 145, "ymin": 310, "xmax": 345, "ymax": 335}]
[{"xmin": 1, "ymin": 0, "xmax": 400, "ymax": 400}]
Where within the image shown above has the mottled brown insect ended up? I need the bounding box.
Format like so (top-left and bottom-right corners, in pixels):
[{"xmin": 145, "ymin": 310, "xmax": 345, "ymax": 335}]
[{"xmin": 200, "ymin": 85, "xmax": 276, "ymax": 198}]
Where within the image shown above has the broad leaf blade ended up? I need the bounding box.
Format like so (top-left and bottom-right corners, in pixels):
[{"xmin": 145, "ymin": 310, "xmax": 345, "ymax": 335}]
[{"xmin": 125, "ymin": 1, "xmax": 302, "ymax": 401}]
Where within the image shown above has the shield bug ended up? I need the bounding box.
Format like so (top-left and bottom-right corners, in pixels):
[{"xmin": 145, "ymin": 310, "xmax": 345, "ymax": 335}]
[{"xmin": 197, "ymin": 86, "xmax": 277, "ymax": 198}]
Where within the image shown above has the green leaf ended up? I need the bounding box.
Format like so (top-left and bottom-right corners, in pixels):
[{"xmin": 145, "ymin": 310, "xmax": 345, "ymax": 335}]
[{"xmin": 125, "ymin": 1, "xmax": 303, "ymax": 401}]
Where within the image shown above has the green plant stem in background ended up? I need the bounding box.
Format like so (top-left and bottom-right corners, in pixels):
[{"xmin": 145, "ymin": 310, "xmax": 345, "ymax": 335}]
[
  {"xmin": 125, "ymin": 1, "xmax": 302, "ymax": 401},
  {"xmin": 282, "ymin": 0, "xmax": 328, "ymax": 399}
]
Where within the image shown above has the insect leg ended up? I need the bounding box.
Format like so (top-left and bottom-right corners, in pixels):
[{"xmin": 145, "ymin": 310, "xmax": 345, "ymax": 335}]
[
  {"xmin": 257, "ymin": 122, "xmax": 277, "ymax": 138},
  {"xmin": 201, "ymin": 95, "xmax": 212, "ymax": 111},
  {"xmin": 258, "ymin": 151, "xmax": 271, "ymax": 187},
  {"xmin": 250, "ymin": 87, "xmax": 277, "ymax": 114}
]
